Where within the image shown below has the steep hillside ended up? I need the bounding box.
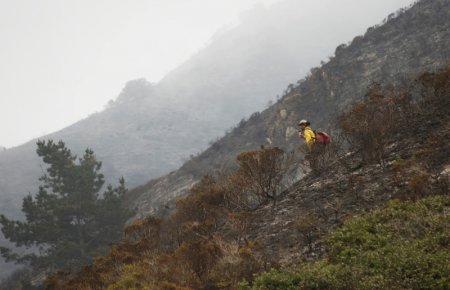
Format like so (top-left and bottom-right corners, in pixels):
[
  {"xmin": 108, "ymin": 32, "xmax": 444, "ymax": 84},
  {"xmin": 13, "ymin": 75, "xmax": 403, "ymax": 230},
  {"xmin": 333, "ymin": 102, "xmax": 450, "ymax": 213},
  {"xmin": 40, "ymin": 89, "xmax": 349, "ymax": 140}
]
[
  {"xmin": 129, "ymin": 0, "xmax": 450, "ymax": 216},
  {"xmin": 245, "ymin": 195, "xmax": 450, "ymax": 289},
  {"xmin": 39, "ymin": 64, "xmax": 450, "ymax": 290},
  {"xmin": 0, "ymin": 1, "xmax": 418, "ymax": 280},
  {"xmin": 0, "ymin": 0, "xmax": 402, "ymax": 220}
]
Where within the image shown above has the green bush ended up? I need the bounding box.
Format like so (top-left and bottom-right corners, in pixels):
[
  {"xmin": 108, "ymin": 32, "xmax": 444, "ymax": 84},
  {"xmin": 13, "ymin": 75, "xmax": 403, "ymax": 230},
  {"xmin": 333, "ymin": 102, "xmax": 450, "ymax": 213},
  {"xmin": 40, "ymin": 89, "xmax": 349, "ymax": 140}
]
[
  {"xmin": 238, "ymin": 268, "xmax": 301, "ymax": 290},
  {"xmin": 245, "ymin": 196, "xmax": 450, "ymax": 290}
]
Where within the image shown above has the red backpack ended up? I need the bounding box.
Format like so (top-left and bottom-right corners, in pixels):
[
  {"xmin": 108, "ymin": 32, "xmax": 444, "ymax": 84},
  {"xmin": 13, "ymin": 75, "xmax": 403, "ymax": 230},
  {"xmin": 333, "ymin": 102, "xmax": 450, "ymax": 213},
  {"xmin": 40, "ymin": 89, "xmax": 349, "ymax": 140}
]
[{"xmin": 314, "ymin": 131, "xmax": 331, "ymax": 144}]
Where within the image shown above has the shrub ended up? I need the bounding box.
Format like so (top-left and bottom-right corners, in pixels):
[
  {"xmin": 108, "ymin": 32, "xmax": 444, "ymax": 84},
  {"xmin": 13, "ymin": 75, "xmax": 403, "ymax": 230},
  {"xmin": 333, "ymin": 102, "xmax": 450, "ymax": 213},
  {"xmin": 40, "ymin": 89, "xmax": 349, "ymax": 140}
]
[
  {"xmin": 238, "ymin": 268, "xmax": 301, "ymax": 290},
  {"xmin": 232, "ymin": 148, "xmax": 290, "ymax": 205},
  {"xmin": 106, "ymin": 264, "xmax": 149, "ymax": 290},
  {"xmin": 245, "ymin": 196, "xmax": 450, "ymax": 290},
  {"xmin": 338, "ymin": 84, "xmax": 410, "ymax": 165},
  {"xmin": 291, "ymin": 214, "xmax": 321, "ymax": 252},
  {"xmin": 323, "ymin": 196, "xmax": 450, "ymax": 289}
]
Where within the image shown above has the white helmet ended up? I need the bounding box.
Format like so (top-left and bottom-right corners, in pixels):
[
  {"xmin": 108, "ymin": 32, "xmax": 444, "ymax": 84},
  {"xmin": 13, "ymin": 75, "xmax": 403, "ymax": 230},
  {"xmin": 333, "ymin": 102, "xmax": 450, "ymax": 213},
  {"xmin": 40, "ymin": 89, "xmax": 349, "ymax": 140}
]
[{"xmin": 298, "ymin": 119, "xmax": 309, "ymax": 126}]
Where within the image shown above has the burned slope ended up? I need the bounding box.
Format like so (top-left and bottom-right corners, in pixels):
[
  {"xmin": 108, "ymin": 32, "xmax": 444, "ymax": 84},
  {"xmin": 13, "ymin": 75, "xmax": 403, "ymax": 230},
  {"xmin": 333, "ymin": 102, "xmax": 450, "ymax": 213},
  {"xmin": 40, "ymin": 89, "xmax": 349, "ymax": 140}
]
[
  {"xmin": 43, "ymin": 66, "xmax": 450, "ymax": 290},
  {"xmin": 130, "ymin": 0, "xmax": 450, "ymax": 216},
  {"xmin": 247, "ymin": 67, "xmax": 450, "ymax": 264}
]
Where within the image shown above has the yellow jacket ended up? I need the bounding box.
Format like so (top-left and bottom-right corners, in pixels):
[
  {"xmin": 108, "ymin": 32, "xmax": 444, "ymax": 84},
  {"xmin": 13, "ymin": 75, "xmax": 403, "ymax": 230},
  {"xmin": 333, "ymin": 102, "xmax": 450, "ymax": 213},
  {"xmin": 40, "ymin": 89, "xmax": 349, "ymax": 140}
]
[{"xmin": 303, "ymin": 127, "xmax": 315, "ymax": 151}]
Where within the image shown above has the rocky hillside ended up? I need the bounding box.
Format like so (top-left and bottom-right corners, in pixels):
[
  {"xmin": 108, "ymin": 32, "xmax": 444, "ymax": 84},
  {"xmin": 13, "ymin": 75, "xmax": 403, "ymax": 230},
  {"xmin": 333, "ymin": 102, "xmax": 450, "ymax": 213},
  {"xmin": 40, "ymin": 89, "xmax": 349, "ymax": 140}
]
[
  {"xmin": 0, "ymin": 0, "xmax": 400, "ymax": 221},
  {"xmin": 250, "ymin": 130, "xmax": 450, "ymax": 265},
  {"xmin": 241, "ymin": 65, "xmax": 450, "ymax": 281},
  {"xmin": 1, "ymin": 0, "xmax": 417, "ymax": 279},
  {"xmin": 129, "ymin": 0, "xmax": 450, "ymax": 216},
  {"xmin": 38, "ymin": 64, "xmax": 449, "ymax": 290}
]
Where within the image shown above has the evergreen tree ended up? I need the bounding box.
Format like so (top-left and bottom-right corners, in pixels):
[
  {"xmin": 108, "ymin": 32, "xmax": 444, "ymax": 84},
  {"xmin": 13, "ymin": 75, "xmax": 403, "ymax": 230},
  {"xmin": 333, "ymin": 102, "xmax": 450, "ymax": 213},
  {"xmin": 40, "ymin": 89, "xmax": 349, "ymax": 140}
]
[{"xmin": 0, "ymin": 140, "xmax": 135, "ymax": 272}]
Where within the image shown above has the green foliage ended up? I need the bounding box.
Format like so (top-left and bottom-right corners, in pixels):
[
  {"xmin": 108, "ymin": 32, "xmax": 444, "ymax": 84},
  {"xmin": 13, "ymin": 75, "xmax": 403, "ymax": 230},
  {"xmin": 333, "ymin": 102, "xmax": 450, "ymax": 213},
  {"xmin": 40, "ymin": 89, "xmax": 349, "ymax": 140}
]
[
  {"xmin": 325, "ymin": 196, "xmax": 450, "ymax": 289},
  {"xmin": 239, "ymin": 262, "xmax": 349, "ymax": 290},
  {"xmin": 238, "ymin": 268, "xmax": 301, "ymax": 290},
  {"xmin": 0, "ymin": 140, "xmax": 135, "ymax": 272},
  {"xmin": 245, "ymin": 196, "xmax": 450, "ymax": 290}
]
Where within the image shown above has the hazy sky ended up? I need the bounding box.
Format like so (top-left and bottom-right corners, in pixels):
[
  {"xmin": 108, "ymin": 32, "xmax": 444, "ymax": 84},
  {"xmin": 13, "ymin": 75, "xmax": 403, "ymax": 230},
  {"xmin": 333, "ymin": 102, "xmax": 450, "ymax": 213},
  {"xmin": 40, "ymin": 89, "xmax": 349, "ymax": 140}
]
[{"xmin": 0, "ymin": 0, "xmax": 414, "ymax": 148}]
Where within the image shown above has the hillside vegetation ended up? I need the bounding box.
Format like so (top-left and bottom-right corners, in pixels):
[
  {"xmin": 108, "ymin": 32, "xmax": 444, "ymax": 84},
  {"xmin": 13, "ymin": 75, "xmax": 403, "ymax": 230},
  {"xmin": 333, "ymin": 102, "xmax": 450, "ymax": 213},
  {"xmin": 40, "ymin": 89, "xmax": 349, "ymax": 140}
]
[
  {"xmin": 129, "ymin": 0, "xmax": 450, "ymax": 217},
  {"xmin": 0, "ymin": 0, "xmax": 398, "ymax": 221},
  {"xmin": 241, "ymin": 195, "xmax": 449, "ymax": 290},
  {"xmin": 2, "ymin": 0, "xmax": 450, "ymax": 284},
  {"xmin": 25, "ymin": 65, "xmax": 450, "ymax": 290},
  {"xmin": 0, "ymin": 0, "xmax": 411, "ymax": 278}
]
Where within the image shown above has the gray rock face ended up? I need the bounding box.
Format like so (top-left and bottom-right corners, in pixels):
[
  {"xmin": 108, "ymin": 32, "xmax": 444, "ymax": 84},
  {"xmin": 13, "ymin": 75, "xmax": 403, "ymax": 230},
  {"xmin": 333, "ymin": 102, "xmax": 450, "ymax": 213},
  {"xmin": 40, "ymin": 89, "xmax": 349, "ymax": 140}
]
[{"xmin": 128, "ymin": 0, "xmax": 450, "ymax": 217}]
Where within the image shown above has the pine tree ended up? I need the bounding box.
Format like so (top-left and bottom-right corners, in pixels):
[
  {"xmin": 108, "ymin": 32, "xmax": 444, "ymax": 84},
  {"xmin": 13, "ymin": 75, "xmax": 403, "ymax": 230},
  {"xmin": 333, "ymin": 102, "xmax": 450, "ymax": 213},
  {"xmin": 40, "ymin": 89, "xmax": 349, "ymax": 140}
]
[{"xmin": 0, "ymin": 140, "xmax": 135, "ymax": 272}]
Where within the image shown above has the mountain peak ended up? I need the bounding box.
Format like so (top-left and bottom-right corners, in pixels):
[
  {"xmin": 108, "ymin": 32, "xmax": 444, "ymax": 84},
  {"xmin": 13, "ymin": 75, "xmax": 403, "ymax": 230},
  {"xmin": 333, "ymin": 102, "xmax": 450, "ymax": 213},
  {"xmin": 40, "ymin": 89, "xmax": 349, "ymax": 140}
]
[{"xmin": 115, "ymin": 78, "xmax": 154, "ymax": 105}]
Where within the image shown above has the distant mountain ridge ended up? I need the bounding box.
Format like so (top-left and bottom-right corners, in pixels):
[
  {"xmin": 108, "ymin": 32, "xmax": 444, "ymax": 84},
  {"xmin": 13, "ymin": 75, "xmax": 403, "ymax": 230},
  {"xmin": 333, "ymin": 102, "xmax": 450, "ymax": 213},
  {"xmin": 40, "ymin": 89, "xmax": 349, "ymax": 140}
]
[{"xmin": 127, "ymin": 0, "xmax": 450, "ymax": 217}]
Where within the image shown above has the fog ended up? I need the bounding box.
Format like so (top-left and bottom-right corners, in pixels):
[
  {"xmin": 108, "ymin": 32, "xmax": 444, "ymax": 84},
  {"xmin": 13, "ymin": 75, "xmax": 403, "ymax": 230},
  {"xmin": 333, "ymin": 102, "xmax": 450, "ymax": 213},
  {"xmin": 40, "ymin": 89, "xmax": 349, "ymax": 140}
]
[
  {"xmin": 0, "ymin": 0, "xmax": 414, "ymax": 149},
  {"xmin": 0, "ymin": 0, "xmax": 280, "ymax": 148}
]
